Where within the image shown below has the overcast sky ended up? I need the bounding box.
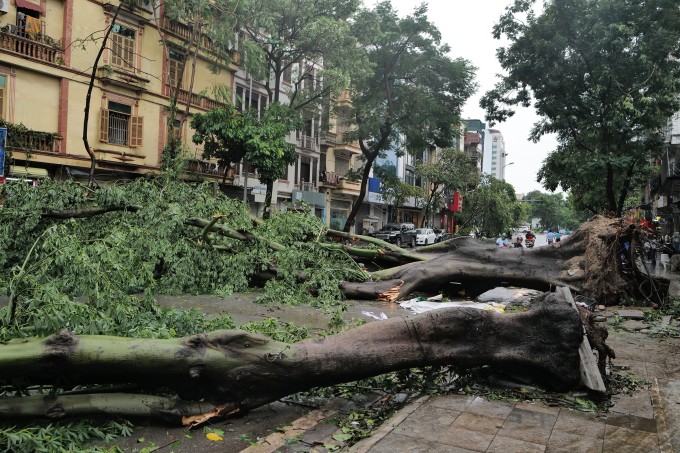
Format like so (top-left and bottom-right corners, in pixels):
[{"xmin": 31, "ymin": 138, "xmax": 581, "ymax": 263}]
[{"xmin": 384, "ymin": 0, "xmax": 558, "ymax": 196}]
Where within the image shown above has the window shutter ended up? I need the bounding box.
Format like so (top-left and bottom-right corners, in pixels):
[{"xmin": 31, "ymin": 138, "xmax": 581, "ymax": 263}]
[
  {"xmin": 0, "ymin": 86, "xmax": 4, "ymax": 119},
  {"xmin": 99, "ymin": 109, "xmax": 109, "ymax": 143},
  {"xmin": 130, "ymin": 116, "xmax": 143, "ymax": 147},
  {"xmin": 111, "ymin": 34, "xmax": 123, "ymax": 68}
]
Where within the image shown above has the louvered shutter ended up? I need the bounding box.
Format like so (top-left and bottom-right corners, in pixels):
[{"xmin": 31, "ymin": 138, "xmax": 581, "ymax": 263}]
[
  {"xmin": 99, "ymin": 109, "xmax": 109, "ymax": 142},
  {"xmin": 130, "ymin": 116, "xmax": 143, "ymax": 147}
]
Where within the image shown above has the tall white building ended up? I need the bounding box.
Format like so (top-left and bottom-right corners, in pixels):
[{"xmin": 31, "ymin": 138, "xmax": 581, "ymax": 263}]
[{"xmin": 483, "ymin": 129, "xmax": 508, "ymax": 180}]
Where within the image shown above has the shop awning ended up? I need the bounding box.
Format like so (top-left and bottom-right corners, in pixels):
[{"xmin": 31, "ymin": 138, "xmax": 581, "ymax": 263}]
[
  {"xmin": 9, "ymin": 165, "xmax": 49, "ymax": 178},
  {"xmin": 15, "ymin": 0, "xmax": 45, "ymax": 15}
]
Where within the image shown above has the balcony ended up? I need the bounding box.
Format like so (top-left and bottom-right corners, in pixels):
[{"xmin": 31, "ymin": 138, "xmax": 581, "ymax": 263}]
[
  {"xmin": 161, "ymin": 18, "xmax": 221, "ymax": 55},
  {"xmin": 0, "ymin": 26, "xmax": 63, "ymax": 65},
  {"xmin": 298, "ymin": 134, "xmax": 320, "ymax": 152},
  {"xmin": 167, "ymin": 85, "xmax": 226, "ymax": 110},
  {"xmin": 319, "ymin": 170, "xmax": 339, "ymax": 186},
  {"xmin": 3, "ymin": 123, "xmax": 62, "ymax": 154},
  {"xmin": 186, "ymin": 159, "xmax": 224, "ymax": 179}
]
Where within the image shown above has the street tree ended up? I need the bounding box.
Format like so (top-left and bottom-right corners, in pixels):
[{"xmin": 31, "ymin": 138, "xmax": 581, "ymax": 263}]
[
  {"xmin": 342, "ymin": 1, "xmax": 476, "ymax": 232},
  {"xmin": 191, "ymin": 103, "xmax": 303, "ymax": 187},
  {"xmin": 415, "ymin": 148, "xmax": 480, "ymax": 227},
  {"xmin": 233, "ymin": 0, "xmax": 367, "ymax": 218},
  {"xmin": 481, "ymin": 0, "xmax": 680, "ymax": 215},
  {"xmin": 457, "ymin": 175, "xmax": 520, "ymax": 235}
]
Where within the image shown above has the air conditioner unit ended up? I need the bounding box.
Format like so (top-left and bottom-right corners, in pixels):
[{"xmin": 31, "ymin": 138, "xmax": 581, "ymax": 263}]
[{"xmin": 0, "ymin": 0, "xmax": 8, "ymax": 15}]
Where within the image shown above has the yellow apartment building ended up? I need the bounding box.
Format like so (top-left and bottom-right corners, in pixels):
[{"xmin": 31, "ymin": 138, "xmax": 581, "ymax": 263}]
[{"xmin": 0, "ymin": 0, "xmax": 237, "ymax": 183}]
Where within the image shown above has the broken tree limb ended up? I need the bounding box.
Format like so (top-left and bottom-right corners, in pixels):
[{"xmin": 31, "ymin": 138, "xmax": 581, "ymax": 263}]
[
  {"xmin": 325, "ymin": 229, "xmax": 427, "ymax": 262},
  {"xmin": 341, "ymin": 216, "xmax": 670, "ymax": 305},
  {"xmin": 40, "ymin": 205, "xmax": 141, "ymax": 219},
  {"xmin": 0, "ymin": 299, "xmax": 585, "ymax": 423}
]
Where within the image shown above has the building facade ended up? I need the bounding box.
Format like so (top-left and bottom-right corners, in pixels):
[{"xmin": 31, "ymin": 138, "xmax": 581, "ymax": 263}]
[{"xmin": 0, "ymin": 0, "xmax": 238, "ymax": 183}]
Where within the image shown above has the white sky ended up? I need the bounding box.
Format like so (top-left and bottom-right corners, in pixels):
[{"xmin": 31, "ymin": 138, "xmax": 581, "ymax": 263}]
[{"xmin": 384, "ymin": 0, "xmax": 558, "ymax": 196}]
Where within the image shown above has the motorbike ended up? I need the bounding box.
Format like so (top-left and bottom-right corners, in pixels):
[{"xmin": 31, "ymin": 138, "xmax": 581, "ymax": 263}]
[{"xmin": 525, "ymin": 237, "xmax": 536, "ymax": 248}]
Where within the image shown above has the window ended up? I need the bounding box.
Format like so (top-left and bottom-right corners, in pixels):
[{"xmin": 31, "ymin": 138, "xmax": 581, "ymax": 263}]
[
  {"xmin": 0, "ymin": 75, "xmax": 5, "ymax": 120},
  {"xmin": 111, "ymin": 24, "xmax": 135, "ymax": 70},
  {"xmin": 282, "ymin": 63, "xmax": 292, "ymax": 85},
  {"xmin": 99, "ymin": 101, "xmax": 143, "ymax": 147},
  {"xmin": 167, "ymin": 50, "xmax": 184, "ymax": 89}
]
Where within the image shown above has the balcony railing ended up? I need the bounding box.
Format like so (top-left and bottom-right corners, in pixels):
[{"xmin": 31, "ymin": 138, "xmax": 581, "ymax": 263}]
[
  {"xmin": 0, "ymin": 27, "xmax": 63, "ymax": 65},
  {"xmin": 161, "ymin": 18, "xmax": 219, "ymax": 54},
  {"xmin": 186, "ymin": 159, "xmax": 223, "ymax": 177},
  {"xmin": 297, "ymin": 181, "xmax": 317, "ymax": 192},
  {"xmin": 5, "ymin": 128, "xmax": 62, "ymax": 154},
  {"xmin": 298, "ymin": 134, "xmax": 319, "ymax": 152},
  {"xmin": 168, "ymin": 85, "xmax": 226, "ymax": 110}
]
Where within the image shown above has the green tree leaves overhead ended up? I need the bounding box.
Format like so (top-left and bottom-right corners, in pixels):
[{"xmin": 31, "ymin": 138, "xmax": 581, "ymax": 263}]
[
  {"xmin": 342, "ymin": 1, "xmax": 477, "ymax": 231},
  {"xmin": 482, "ymin": 0, "xmax": 680, "ymax": 215}
]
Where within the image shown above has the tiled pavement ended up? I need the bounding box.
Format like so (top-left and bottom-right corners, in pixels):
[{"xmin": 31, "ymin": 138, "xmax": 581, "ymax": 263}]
[{"xmin": 349, "ymin": 328, "xmax": 680, "ymax": 453}]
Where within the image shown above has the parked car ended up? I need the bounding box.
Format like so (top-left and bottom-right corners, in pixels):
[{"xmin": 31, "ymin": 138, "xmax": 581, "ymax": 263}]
[
  {"xmin": 433, "ymin": 228, "xmax": 452, "ymax": 243},
  {"xmin": 373, "ymin": 223, "xmax": 417, "ymax": 247},
  {"xmin": 414, "ymin": 228, "xmax": 437, "ymax": 245}
]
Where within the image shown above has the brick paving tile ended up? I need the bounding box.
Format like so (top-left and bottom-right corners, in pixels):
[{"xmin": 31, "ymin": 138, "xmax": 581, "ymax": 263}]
[
  {"xmin": 393, "ymin": 415, "xmax": 457, "ymax": 442},
  {"xmin": 437, "ymin": 426, "xmax": 495, "ymax": 452},
  {"xmin": 506, "ymin": 407, "xmax": 558, "ymax": 428},
  {"xmin": 497, "ymin": 420, "xmax": 553, "ymax": 445},
  {"xmin": 603, "ymin": 425, "xmax": 660, "ymax": 450},
  {"xmin": 427, "ymin": 394, "xmax": 476, "ymax": 412},
  {"xmin": 486, "ymin": 435, "xmax": 546, "ymax": 453},
  {"xmin": 450, "ymin": 412, "xmax": 504, "ymax": 435},
  {"xmin": 609, "ymin": 391, "xmax": 655, "ymax": 419},
  {"xmin": 546, "ymin": 430, "xmax": 603, "ymax": 453},
  {"xmin": 604, "ymin": 413, "xmax": 657, "ymax": 433},
  {"xmin": 364, "ymin": 433, "xmax": 432, "ymax": 453},
  {"xmin": 426, "ymin": 442, "xmax": 478, "ymax": 453},
  {"xmin": 514, "ymin": 401, "xmax": 561, "ymax": 416},
  {"xmin": 464, "ymin": 396, "xmax": 515, "ymax": 419},
  {"xmin": 552, "ymin": 412, "xmax": 606, "ymax": 439},
  {"xmin": 409, "ymin": 404, "xmax": 460, "ymax": 424}
]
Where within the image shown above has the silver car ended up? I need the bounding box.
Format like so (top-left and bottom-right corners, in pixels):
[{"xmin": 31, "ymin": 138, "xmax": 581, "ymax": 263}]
[{"xmin": 414, "ymin": 228, "xmax": 436, "ymax": 245}]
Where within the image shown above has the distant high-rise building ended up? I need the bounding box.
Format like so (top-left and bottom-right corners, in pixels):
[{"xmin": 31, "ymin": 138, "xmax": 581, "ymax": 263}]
[{"xmin": 484, "ymin": 129, "xmax": 508, "ymax": 181}]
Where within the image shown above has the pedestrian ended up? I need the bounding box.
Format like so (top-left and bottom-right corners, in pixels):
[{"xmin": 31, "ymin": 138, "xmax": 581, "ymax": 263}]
[
  {"xmin": 555, "ymin": 231, "xmax": 561, "ymax": 243},
  {"xmin": 513, "ymin": 236, "xmax": 524, "ymax": 248},
  {"xmin": 547, "ymin": 230, "xmax": 555, "ymax": 245},
  {"xmin": 496, "ymin": 233, "xmax": 506, "ymax": 248},
  {"xmin": 503, "ymin": 235, "xmax": 511, "ymax": 248}
]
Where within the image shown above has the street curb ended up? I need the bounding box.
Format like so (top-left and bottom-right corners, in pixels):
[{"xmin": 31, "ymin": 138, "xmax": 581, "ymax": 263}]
[{"xmin": 347, "ymin": 395, "xmax": 430, "ymax": 453}]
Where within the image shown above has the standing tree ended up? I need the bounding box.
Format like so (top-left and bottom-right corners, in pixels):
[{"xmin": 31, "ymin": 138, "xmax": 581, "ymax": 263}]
[
  {"xmin": 236, "ymin": 0, "xmax": 367, "ymax": 218},
  {"xmin": 191, "ymin": 103, "xmax": 303, "ymax": 187},
  {"xmin": 481, "ymin": 0, "xmax": 680, "ymax": 215},
  {"xmin": 457, "ymin": 175, "xmax": 521, "ymax": 235},
  {"xmin": 415, "ymin": 148, "xmax": 480, "ymax": 227},
  {"xmin": 342, "ymin": 2, "xmax": 476, "ymax": 232}
]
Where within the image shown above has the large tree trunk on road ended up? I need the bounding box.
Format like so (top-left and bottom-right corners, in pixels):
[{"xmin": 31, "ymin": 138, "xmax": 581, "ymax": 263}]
[
  {"xmin": 0, "ymin": 297, "xmax": 584, "ymax": 423},
  {"xmin": 342, "ymin": 215, "xmax": 669, "ymax": 305}
]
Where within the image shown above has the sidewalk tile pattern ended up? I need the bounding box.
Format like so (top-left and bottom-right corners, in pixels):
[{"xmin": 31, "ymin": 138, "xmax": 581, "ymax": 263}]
[{"xmin": 351, "ymin": 329, "xmax": 680, "ymax": 453}]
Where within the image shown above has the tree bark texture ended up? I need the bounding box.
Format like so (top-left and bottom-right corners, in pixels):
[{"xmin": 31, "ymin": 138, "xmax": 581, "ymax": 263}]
[
  {"xmin": 0, "ymin": 300, "xmax": 584, "ymax": 422},
  {"xmin": 343, "ymin": 216, "xmax": 669, "ymax": 305}
]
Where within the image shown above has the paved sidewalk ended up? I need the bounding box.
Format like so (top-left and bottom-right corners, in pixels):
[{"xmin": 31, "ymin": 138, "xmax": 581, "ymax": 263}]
[{"xmin": 349, "ymin": 329, "xmax": 680, "ymax": 453}]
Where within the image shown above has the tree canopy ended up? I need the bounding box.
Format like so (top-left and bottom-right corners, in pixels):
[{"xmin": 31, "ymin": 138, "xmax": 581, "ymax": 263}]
[
  {"xmin": 481, "ymin": 0, "xmax": 680, "ymax": 215},
  {"xmin": 191, "ymin": 103, "xmax": 302, "ymax": 189},
  {"xmin": 458, "ymin": 175, "xmax": 521, "ymax": 235},
  {"xmin": 415, "ymin": 148, "xmax": 480, "ymax": 227},
  {"xmin": 342, "ymin": 1, "xmax": 476, "ymax": 232}
]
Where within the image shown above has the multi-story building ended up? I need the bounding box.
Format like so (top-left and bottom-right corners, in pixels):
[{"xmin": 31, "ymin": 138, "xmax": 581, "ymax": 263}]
[
  {"xmin": 484, "ymin": 128, "xmax": 508, "ymax": 181},
  {"xmin": 0, "ymin": 0, "xmax": 240, "ymax": 184}
]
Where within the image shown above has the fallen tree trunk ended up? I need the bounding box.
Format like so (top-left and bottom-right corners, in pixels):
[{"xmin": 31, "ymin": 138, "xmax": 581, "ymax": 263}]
[
  {"xmin": 342, "ymin": 216, "xmax": 669, "ymax": 305},
  {"xmin": 0, "ymin": 297, "xmax": 584, "ymax": 423}
]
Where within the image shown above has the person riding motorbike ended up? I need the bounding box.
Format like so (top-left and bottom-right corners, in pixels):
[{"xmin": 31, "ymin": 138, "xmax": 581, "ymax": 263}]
[{"xmin": 525, "ymin": 230, "xmax": 536, "ymax": 248}]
